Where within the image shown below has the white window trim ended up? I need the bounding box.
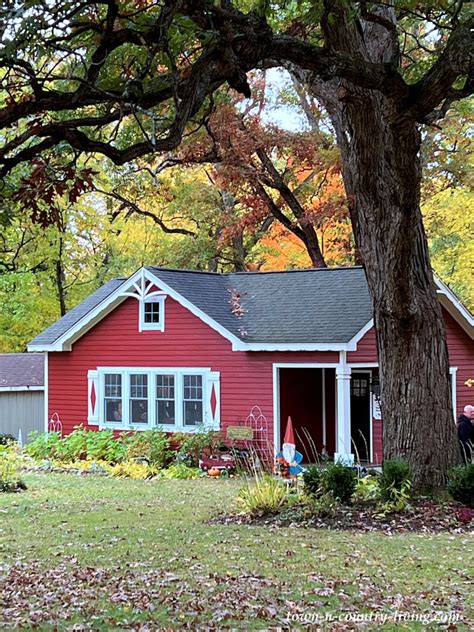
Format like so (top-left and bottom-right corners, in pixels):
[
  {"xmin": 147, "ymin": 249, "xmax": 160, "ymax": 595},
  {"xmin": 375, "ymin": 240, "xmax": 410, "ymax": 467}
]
[
  {"xmin": 450, "ymin": 366, "xmax": 457, "ymax": 424},
  {"xmin": 98, "ymin": 367, "xmax": 215, "ymax": 432},
  {"xmin": 139, "ymin": 294, "xmax": 166, "ymax": 332}
]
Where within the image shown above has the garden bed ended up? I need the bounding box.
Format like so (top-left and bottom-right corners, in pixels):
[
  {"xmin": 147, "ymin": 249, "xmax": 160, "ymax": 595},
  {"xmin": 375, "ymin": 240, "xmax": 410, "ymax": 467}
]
[{"xmin": 214, "ymin": 498, "xmax": 473, "ymax": 533}]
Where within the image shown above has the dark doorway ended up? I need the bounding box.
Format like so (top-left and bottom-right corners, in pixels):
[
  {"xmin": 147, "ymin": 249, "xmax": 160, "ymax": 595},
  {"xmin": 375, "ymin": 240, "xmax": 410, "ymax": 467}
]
[
  {"xmin": 279, "ymin": 368, "xmax": 336, "ymax": 460},
  {"xmin": 350, "ymin": 372, "xmax": 371, "ymax": 462}
]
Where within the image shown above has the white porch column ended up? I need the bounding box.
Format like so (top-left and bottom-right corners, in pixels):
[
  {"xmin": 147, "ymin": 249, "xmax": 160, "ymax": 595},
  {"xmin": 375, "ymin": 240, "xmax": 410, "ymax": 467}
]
[{"xmin": 335, "ymin": 352, "xmax": 354, "ymax": 464}]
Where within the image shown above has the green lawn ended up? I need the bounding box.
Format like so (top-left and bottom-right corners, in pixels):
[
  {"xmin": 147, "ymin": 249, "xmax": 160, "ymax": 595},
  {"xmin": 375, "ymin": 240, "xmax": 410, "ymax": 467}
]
[{"xmin": 0, "ymin": 474, "xmax": 472, "ymax": 630}]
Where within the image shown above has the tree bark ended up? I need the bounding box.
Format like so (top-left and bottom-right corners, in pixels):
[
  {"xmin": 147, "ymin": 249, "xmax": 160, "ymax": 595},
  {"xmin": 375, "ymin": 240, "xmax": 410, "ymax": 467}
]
[{"xmin": 302, "ymin": 1, "xmax": 458, "ymax": 489}]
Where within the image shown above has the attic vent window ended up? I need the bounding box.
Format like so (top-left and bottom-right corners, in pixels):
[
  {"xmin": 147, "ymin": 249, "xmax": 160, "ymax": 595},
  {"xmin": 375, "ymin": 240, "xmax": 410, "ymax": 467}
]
[
  {"xmin": 144, "ymin": 301, "xmax": 160, "ymax": 323},
  {"xmin": 139, "ymin": 295, "xmax": 166, "ymax": 332}
]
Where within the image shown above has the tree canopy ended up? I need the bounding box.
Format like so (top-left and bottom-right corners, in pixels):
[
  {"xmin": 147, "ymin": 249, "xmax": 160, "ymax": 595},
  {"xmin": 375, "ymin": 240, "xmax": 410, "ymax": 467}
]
[{"xmin": 0, "ymin": 1, "xmax": 471, "ymax": 189}]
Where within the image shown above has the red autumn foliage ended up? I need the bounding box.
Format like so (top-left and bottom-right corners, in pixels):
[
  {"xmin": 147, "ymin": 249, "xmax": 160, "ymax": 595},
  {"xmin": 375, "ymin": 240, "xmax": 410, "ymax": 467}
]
[
  {"xmin": 13, "ymin": 160, "xmax": 97, "ymax": 227},
  {"xmin": 176, "ymin": 87, "xmax": 353, "ymax": 267}
]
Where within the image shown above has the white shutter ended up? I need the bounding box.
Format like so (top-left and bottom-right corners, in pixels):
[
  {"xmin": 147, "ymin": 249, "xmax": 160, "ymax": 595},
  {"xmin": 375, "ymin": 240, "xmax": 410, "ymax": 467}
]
[
  {"xmin": 205, "ymin": 371, "xmax": 220, "ymax": 429},
  {"xmin": 87, "ymin": 369, "xmax": 99, "ymax": 425}
]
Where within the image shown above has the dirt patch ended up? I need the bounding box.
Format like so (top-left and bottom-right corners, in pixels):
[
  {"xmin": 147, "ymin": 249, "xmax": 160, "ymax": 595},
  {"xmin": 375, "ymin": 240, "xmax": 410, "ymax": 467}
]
[{"xmin": 214, "ymin": 499, "xmax": 473, "ymax": 533}]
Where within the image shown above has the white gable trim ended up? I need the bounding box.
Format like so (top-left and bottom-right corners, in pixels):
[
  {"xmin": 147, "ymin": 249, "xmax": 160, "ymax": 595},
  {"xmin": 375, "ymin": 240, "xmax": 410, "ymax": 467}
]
[
  {"xmin": 144, "ymin": 271, "xmax": 244, "ymax": 349},
  {"xmin": 27, "ymin": 268, "xmax": 243, "ymax": 352},
  {"xmin": 29, "ymin": 268, "xmax": 472, "ymax": 354},
  {"xmin": 435, "ymin": 276, "xmax": 474, "ymax": 340},
  {"xmin": 0, "ymin": 385, "xmax": 44, "ymax": 392},
  {"xmin": 346, "ymin": 319, "xmax": 374, "ymax": 348},
  {"xmin": 26, "ymin": 266, "xmax": 370, "ymax": 353},
  {"xmin": 234, "ymin": 342, "xmax": 353, "ymax": 352}
]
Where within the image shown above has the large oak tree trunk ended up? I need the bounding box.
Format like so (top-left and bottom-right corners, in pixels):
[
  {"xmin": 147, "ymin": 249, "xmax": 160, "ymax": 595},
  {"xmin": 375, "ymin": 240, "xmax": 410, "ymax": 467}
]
[
  {"xmin": 346, "ymin": 105, "xmax": 457, "ymax": 490},
  {"xmin": 301, "ymin": 1, "xmax": 458, "ymax": 489}
]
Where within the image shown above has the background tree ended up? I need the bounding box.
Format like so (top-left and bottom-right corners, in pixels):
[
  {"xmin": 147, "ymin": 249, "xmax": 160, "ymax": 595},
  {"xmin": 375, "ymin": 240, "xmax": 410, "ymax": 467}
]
[{"xmin": 0, "ymin": 0, "xmax": 472, "ymax": 487}]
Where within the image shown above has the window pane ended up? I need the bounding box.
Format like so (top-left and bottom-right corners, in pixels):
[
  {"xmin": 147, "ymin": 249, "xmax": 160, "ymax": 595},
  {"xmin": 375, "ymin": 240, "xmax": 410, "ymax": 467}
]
[
  {"xmin": 105, "ymin": 374, "xmax": 122, "ymax": 423},
  {"xmin": 184, "ymin": 400, "xmax": 203, "ymax": 426},
  {"xmin": 156, "ymin": 374, "xmax": 175, "ymax": 399},
  {"xmin": 184, "ymin": 374, "xmax": 202, "ymax": 400},
  {"xmin": 130, "ymin": 374, "xmax": 148, "ymax": 398},
  {"xmin": 156, "ymin": 374, "xmax": 175, "ymax": 425},
  {"xmin": 183, "ymin": 375, "xmax": 203, "ymax": 426},
  {"xmin": 144, "ymin": 302, "xmax": 160, "ymax": 323},
  {"xmin": 130, "ymin": 399, "xmax": 148, "ymax": 424},
  {"xmin": 130, "ymin": 374, "xmax": 148, "ymax": 424},
  {"xmin": 105, "ymin": 374, "xmax": 122, "ymax": 397},
  {"xmin": 157, "ymin": 400, "xmax": 175, "ymax": 425},
  {"xmin": 105, "ymin": 399, "xmax": 122, "ymax": 423}
]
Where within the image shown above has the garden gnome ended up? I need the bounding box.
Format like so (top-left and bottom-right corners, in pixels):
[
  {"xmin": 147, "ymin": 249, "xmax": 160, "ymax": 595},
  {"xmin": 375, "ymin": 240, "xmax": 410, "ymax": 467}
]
[{"xmin": 279, "ymin": 416, "xmax": 303, "ymax": 477}]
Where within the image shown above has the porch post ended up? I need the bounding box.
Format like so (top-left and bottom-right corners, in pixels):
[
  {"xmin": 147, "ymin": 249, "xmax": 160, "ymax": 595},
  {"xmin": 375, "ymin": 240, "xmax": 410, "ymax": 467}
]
[{"xmin": 335, "ymin": 351, "xmax": 354, "ymax": 464}]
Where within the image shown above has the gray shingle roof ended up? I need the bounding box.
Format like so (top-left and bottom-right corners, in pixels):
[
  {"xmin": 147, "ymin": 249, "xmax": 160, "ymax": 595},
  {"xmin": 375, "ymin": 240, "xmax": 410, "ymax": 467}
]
[
  {"xmin": 29, "ymin": 267, "xmax": 373, "ymax": 347},
  {"xmin": 0, "ymin": 353, "xmax": 44, "ymax": 388},
  {"xmin": 148, "ymin": 266, "xmax": 372, "ymax": 344},
  {"xmin": 29, "ymin": 278, "xmax": 126, "ymax": 347}
]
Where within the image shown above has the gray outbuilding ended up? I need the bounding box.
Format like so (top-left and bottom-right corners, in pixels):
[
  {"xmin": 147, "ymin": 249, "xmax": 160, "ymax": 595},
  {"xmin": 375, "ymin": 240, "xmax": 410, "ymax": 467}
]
[{"xmin": 0, "ymin": 353, "xmax": 45, "ymax": 442}]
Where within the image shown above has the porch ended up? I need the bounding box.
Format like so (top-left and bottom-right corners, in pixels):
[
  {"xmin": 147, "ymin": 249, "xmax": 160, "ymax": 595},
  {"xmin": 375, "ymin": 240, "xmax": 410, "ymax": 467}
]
[{"xmin": 273, "ymin": 361, "xmax": 382, "ymax": 465}]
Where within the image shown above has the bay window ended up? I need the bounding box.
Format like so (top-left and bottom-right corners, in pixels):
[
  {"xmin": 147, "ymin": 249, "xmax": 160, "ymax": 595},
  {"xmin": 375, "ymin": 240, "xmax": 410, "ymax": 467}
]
[{"xmin": 98, "ymin": 368, "xmax": 218, "ymax": 431}]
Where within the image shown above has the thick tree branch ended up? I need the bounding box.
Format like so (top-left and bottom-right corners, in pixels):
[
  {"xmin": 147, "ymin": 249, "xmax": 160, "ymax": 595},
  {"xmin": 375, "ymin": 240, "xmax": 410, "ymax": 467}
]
[
  {"xmin": 0, "ymin": 0, "xmax": 471, "ymax": 177},
  {"xmin": 96, "ymin": 188, "xmax": 196, "ymax": 236},
  {"xmin": 406, "ymin": 19, "xmax": 474, "ymax": 121}
]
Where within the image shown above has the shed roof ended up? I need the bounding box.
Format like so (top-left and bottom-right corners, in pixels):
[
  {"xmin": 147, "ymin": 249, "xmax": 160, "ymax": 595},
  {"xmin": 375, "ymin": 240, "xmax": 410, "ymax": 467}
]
[{"xmin": 0, "ymin": 353, "xmax": 44, "ymax": 388}]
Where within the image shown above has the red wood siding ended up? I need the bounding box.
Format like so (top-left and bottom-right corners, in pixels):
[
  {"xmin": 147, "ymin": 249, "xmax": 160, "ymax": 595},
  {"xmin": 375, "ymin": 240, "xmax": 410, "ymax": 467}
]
[
  {"xmin": 351, "ymin": 308, "xmax": 473, "ymax": 459},
  {"xmin": 445, "ymin": 310, "xmax": 474, "ymax": 418},
  {"xmin": 48, "ymin": 290, "xmax": 472, "ymax": 461},
  {"xmin": 48, "ymin": 294, "xmax": 339, "ymax": 448},
  {"xmin": 347, "ymin": 327, "xmax": 377, "ymax": 364}
]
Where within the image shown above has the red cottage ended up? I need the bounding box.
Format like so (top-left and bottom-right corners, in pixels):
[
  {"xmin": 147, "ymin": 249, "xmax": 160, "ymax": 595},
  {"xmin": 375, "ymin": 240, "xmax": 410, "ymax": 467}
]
[{"xmin": 28, "ymin": 267, "xmax": 473, "ymax": 464}]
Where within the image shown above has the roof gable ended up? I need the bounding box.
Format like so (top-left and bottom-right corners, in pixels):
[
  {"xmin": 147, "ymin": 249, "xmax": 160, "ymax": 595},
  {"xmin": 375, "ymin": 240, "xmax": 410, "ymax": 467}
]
[{"xmin": 27, "ymin": 266, "xmax": 473, "ymax": 353}]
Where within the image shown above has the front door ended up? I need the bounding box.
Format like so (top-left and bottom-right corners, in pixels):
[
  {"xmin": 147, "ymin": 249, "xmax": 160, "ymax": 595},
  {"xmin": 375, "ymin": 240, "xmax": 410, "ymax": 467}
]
[{"xmin": 350, "ymin": 372, "xmax": 371, "ymax": 462}]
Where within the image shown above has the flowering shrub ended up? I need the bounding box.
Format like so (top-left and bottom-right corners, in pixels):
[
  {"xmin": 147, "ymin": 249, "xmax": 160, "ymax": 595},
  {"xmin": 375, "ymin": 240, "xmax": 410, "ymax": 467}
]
[
  {"xmin": 0, "ymin": 447, "xmax": 27, "ymax": 492},
  {"xmin": 108, "ymin": 461, "xmax": 158, "ymax": 480}
]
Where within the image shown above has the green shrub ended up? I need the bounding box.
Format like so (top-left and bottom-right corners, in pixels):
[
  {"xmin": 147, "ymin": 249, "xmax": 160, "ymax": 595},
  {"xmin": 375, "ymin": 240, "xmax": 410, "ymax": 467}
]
[
  {"xmin": 303, "ymin": 465, "xmax": 322, "ymax": 497},
  {"xmin": 85, "ymin": 429, "xmax": 128, "ymax": 463},
  {"xmin": 321, "ymin": 462, "xmax": 357, "ymax": 503},
  {"xmin": 26, "ymin": 428, "xmax": 173, "ymax": 468},
  {"xmin": 108, "ymin": 460, "xmax": 158, "ymax": 479},
  {"xmin": 127, "ymin": 428, "xmax": 171, "ymax": 468},
  {"xmin": 304, "ymin": 491, "xmax": 339, "ymax": 519},
  {"xmin": 0, "ymin": 449, "xmax": 26, "ymax": 493},
  {"xmin": 353, "ymin": 474, "xmax": 381, "ymax": 501},
  {"xmin": 55, "ymin": 426, "xmax": 88, "ymax": 461},
  {"xmin": 160, "ymin": 464, "xmax": 201, "ymax": 479},
  {"xmin": 237, "ymin": 474, "xmax": 289, "ymax": 516},
  {"xmin": 174, "ymin": 428, "xmax": 218, "ymax": 467},
  {"xmin": 26, "ymin": 431, "xmax": 62, "ymax": 460},
  {"xmin": 379, "ymin": 459, "xmax": 412, "ymax": 503},
  {"xmin": 448, "ymin": 464, "xmax": 474, "ymax": 508},
  {"xmin": 0, "ymin": 434, "xmax": 16, "ymax": 446}
]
